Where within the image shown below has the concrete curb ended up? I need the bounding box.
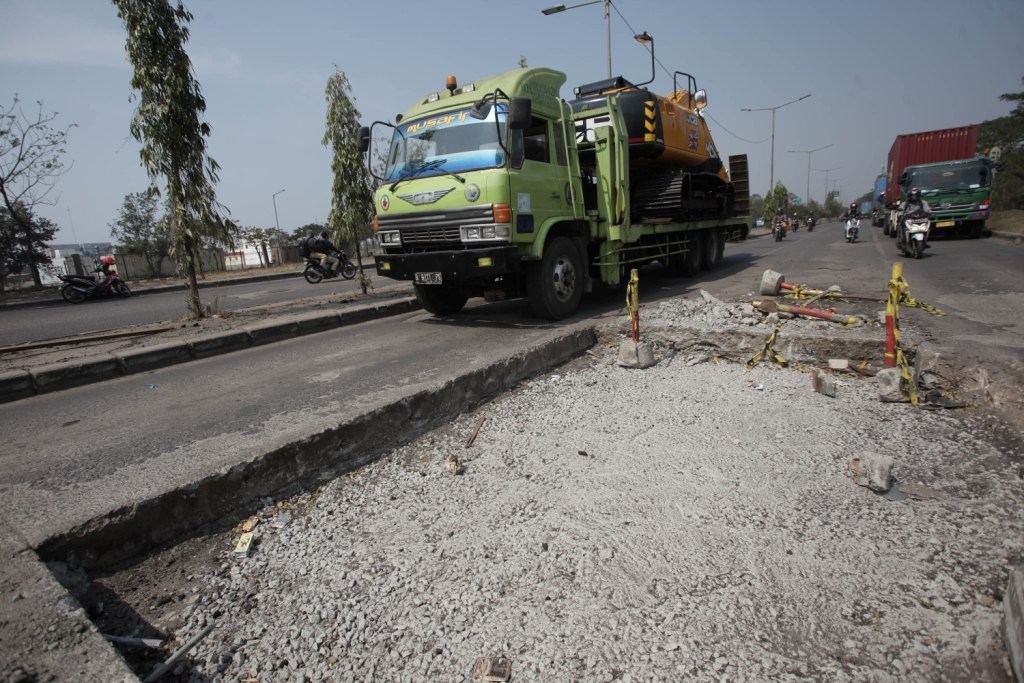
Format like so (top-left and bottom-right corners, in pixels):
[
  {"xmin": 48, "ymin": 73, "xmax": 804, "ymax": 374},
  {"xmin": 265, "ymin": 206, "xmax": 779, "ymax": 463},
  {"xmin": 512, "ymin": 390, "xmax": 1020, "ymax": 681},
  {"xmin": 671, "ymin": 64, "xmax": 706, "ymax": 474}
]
[
  {"xmin": 0, "ymin": 270, "xmax": 305, "ymax": 311},
  {"xmin": 0, "ymin": 298, "xmax": 420, "ymax": 404}
]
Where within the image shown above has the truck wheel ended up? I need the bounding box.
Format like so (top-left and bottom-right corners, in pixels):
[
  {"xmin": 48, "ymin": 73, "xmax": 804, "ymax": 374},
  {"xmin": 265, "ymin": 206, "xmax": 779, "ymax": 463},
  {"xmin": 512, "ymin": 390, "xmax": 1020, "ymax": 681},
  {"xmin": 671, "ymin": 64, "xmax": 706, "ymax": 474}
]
[
  {"xmin": 527, "ymin": 236, "xmax": 583, "ymax": 320},
  {"xmin": 701, "ymin": 229, "xmax": 724, "ymax": 270},
  {"xmin": 414, "ymin": 284, "xmax": 467, "ymax": 316}
]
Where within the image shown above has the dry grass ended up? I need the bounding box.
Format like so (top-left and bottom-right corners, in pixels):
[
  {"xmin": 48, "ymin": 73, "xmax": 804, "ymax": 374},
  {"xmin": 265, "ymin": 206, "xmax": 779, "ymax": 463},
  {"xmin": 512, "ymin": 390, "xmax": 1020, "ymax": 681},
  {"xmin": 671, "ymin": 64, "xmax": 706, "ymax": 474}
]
[{"xmin": 988, "ymin": 210, "xmax": 1024, "ymax": 234}]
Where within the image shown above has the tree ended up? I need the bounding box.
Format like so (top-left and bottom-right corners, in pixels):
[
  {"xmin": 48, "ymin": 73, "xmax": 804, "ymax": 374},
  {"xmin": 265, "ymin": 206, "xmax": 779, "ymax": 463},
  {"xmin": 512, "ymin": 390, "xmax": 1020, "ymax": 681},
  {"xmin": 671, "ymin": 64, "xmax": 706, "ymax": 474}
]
[
  {"xmin": 761, "ymin": 181, "xmax": 791, "ymax": 223},
  {"xmin": 0, "ymin": 204, "xmax": 57, "ymax": 292},
  {"xmin": 749, "ymin": 193, "xmax": 764, "ymax": 221},
  {"xmin": 109, "ymin": 190, "xmax": 171, "ymax": 277},
  {"xmin": 115, "ymin": 0, "xmax": 230, "ymax": 318},
  {"xmin": 824, "ymin": 190, "xmax": 842, "ymax": 217},
  {"xmin": 979, "ymin": 76, "xmax": 1024, "ymax": 210},
  {"xmin": 292, "ymin": 223, "xmax": 325, "ymax": 242},
  {"xmin": 323, "ymin": 68, "xmax": 374, "ymax": 294},
  {"xmin": 0, "ymin": 96, "xmax": 74, "ymax": 288}
]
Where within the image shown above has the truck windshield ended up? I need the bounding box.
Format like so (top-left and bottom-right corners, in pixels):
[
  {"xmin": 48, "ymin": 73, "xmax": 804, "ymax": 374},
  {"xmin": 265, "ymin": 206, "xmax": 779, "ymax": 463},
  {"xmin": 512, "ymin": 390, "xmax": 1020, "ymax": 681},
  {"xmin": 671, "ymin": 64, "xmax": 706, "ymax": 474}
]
[
  {"xmin": 383, "ymin": 105, "xmax": 508, "ymax": 182},
  {"xmin": 907, "ymin": 162, "xmax": 990, "ymax": 193}
]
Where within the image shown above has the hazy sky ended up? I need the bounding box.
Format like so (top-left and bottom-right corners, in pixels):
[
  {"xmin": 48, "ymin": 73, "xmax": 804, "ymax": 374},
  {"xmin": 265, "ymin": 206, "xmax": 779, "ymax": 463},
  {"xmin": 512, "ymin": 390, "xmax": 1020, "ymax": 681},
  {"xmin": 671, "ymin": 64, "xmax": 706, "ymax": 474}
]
[{"xmin": 2, "ymin": 0, "xmax": 1022, "ymax": 244}]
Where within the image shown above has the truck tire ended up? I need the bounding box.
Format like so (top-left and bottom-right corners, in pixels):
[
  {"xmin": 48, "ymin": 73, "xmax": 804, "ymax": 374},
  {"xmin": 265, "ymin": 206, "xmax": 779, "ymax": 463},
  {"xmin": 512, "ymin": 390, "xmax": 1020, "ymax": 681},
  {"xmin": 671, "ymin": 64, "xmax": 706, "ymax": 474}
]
[
  {"xmin": 527, "ymin": 236, "xmax": 583, "ymax": 320},
  {"xmin": 701, "ymin": 228, "xmax": 724, "ymax": 270},
  {"xmin": 414, "ymin": 284, "xmax": 467, "ymax": 316}
]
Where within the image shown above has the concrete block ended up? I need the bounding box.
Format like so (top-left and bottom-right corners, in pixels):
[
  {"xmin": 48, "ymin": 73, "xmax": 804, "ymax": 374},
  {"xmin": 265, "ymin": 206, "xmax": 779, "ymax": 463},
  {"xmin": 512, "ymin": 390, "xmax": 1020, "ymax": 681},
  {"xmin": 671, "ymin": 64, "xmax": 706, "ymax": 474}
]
[
  {"xmin": 31, "ymin": 356, "xmax": 122, "ymax": 394},
  {"xmin": 293, "ymin": 312, "xmax": 342, "ymax": 335},
  {"xmin": 760, "ymin": 269, "xmax": 785, "ymax": 296},
  {"xmin": 617, "ymin": 339, "xmax": 656, "ymax": 368},
  {"xmin": 246, "ymin": 320, "xmax": 299, "ymax": 346},
  {"xmin": 811, "ymin": 369, "xmax": 836, "ymax": 397},
  {"xmin": 849, "ymin": 452, "xmax": 894, "ymax": 493},
  {"xmin": 828, "ymin": 359, "xmax": 850, "ymax": 370},
  {"xmin": 115, "ymin": 342, "xmax": 193, "ymax": 375},
  {"xmin": 0, "ymin": 369, "xmax": 35, "ymax": 404},
  {"xmin": 190, "ymin": 330, "xmax": 251, "ymax": 359}
]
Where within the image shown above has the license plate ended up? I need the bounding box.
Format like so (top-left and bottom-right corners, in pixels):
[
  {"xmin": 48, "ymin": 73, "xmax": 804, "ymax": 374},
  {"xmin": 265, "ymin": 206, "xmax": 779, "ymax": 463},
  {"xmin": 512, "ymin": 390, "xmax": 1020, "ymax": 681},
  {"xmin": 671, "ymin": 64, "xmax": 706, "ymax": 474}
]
[
  {"xmin": 414, "ymin": 272, "xmax": 442, "ymax": 285},
  {"xmin": 935, "ymin": 220, "xmax": 955, "ymax": 228}
]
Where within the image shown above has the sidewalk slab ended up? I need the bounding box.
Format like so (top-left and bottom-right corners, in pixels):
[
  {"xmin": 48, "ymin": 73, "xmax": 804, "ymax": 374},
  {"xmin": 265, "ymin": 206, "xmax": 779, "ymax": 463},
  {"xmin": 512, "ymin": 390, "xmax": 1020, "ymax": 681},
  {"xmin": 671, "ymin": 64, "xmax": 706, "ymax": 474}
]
[{"xmin": 0, "ymin": 517, "xmax": 136, "ymax": 682}]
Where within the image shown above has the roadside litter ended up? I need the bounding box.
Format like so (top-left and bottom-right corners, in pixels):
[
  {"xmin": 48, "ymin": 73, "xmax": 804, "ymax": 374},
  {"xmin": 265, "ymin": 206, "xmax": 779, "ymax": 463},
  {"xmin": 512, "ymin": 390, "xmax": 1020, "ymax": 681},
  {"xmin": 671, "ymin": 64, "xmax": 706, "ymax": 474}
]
[{"xmin": 473, "ymin": 656, "xmax": 512, "ymax": 682}]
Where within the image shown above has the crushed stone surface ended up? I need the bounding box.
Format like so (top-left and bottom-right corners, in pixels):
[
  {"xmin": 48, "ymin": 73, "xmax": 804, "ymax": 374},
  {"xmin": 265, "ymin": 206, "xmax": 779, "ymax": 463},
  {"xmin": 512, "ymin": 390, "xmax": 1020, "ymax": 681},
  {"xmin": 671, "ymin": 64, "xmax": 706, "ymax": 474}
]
[{"xmin": 81, "ymin": 294, "xmax": 1023, "ymax": 682}]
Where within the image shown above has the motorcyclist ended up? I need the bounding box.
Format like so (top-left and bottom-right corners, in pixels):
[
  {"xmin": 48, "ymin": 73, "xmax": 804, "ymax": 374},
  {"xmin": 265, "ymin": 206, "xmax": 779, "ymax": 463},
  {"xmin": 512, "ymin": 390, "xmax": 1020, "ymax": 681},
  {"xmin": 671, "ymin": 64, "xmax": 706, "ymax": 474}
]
[
  {"xmin": 898, "ymin": 187, "xmax": 932, "ymax": 247},
  {"xmin": 848, "ymin": 202, "xmax": 859, "ymax": 220},
  {"xmin": 310, "ymin": 231, "xmax": 340, "ymax": 274},
  {"xmin": 94, "ymin": 256, "xmax": 117, "ymax": 292}
]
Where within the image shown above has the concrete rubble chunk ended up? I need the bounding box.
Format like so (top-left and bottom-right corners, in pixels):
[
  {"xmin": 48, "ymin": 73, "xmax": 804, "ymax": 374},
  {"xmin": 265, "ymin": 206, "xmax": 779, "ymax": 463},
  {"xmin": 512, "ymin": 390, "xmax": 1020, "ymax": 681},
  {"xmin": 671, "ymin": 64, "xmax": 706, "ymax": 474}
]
[
  {"xmin": 876, "ymin": 367, "xmax": 906, "ymax": 403},
  {"xmin": 617, "ymin": 339, "xmax": 656, "ymax": 368},
  {"xmin": 811, "ymin": 369, "xmax": 836, "ymax": 397},
  {"xmin": 828, "ymin": 359, "xmax": 850, "ymax": 370},
  {"xmin": 1004, "ymin": 566, "xmax": 1024, "ymax": 682},
  {"xmin": 849, "ymin": 452, "xmax": 894, "ymax": 493}
]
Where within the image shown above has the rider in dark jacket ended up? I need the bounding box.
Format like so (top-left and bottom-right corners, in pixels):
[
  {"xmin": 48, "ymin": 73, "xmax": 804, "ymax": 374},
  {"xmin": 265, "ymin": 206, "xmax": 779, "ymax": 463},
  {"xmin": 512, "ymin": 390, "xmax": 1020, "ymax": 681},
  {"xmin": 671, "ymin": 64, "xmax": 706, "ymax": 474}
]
[{"xmin": 310, "ymin": 231, "xmax": 340, "ymax": 273}]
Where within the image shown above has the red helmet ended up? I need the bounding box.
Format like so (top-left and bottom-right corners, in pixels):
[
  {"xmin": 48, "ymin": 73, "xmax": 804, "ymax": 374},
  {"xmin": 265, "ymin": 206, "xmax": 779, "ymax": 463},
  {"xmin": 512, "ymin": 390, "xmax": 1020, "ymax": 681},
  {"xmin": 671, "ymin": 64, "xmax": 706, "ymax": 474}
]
[{"xmin": 101, "ymin": 255, "xmax": 116, "ymax": 266}]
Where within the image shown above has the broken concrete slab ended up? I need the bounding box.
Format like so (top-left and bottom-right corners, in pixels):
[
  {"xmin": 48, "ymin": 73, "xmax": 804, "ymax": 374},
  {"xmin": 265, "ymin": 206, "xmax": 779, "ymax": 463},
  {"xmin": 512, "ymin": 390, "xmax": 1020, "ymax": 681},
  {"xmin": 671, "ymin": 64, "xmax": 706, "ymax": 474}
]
[
  {"xmin": 849, "ymin": 452, "xmax": 894, "ymax": 493},
  {"xmin": 618, "ymin": 339, "xmax": 657, "ymax": 368}
]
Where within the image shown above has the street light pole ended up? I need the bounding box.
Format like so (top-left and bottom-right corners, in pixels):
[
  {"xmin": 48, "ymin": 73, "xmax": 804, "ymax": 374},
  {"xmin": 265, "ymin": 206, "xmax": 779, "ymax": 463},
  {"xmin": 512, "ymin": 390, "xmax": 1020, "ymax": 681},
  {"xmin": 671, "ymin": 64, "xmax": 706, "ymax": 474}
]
[
  {"xmin": 542, "ymin": 0, "xmax": 612, "ymax": 78},
  {"xmin": 788, "ymin": 144, "xmax": 832, "ymax": 206},
  {"xmin": 272, "ymin": 188, "xmax": 286, "ymax": 233},
  {"xmin": 741, "ymin": 93, "xmax": 812, "ymax": 194},
  {"xmin": 815, "ymin": 167, "xmax": 841, "ymax": 206}
]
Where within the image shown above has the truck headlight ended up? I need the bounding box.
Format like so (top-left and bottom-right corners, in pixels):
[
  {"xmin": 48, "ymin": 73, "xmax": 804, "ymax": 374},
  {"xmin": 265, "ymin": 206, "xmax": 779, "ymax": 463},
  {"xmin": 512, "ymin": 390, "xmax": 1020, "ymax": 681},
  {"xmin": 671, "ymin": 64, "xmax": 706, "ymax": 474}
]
[
  {"xmin": 460, "ymin": 224, "xmax": 511, "ymax": 243},
  {"xmin": 378, "ymin": 230, "xmax": 402, "ymax": 245}
]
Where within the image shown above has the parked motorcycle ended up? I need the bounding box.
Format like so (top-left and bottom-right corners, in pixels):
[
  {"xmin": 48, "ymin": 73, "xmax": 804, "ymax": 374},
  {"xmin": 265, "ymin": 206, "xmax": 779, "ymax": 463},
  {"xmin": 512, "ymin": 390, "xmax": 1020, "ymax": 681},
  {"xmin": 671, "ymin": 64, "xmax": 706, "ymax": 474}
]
[
  {"xmin": 303, "ymin": 251, "xmax": 357, "ymax": 284},
  {"xmin": 897, "ymin": 213, "xmax": 930, "ymax": 259},
  {"xmin": 58, "ymin": 272, "xmax": 132, "ymax": 303},
  {"xmin": 844, "ymin": 217, "xmax": 860, "ymax": 243}
]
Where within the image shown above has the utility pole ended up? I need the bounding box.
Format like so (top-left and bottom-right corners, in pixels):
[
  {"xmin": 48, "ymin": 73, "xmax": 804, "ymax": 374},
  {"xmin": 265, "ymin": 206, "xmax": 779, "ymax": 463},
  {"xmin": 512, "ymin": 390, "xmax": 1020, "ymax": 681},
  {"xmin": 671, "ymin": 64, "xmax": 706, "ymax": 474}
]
[{"xmin": 741, "ymin": 93, "xmax": 812, "ymax": 194}]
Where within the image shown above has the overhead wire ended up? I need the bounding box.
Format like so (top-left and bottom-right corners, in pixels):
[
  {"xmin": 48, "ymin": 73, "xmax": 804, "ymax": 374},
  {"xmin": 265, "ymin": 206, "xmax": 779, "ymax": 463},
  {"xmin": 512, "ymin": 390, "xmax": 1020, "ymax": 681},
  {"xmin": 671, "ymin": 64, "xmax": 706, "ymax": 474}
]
[{"xmin": 612, "ymin": 0, "xmax": 769, "ymax": 144}]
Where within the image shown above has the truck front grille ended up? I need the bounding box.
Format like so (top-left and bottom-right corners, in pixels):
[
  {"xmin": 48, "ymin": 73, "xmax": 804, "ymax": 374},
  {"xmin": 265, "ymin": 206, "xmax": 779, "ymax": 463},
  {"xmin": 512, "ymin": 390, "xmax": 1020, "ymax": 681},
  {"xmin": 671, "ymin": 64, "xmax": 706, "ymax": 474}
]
[{"xmin": 378, "ymin": 205, "xmax": 495, "ymax": 248}]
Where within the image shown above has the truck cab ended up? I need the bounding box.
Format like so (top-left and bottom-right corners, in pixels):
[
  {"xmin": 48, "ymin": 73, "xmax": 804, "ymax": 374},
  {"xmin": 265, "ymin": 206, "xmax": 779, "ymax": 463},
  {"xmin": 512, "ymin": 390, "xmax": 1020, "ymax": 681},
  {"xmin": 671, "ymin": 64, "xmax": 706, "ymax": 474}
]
[{"xmin": 899, "ymin": 157, "xmax": 993, "ymax": 238}]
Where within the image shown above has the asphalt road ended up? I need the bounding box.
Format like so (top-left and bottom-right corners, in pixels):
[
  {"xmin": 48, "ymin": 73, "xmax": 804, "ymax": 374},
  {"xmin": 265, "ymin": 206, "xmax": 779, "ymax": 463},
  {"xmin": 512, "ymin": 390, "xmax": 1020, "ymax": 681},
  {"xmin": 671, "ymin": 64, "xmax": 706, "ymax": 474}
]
[
  {"xmin": 2, "ymin": 222, "xmax": 1021, "ymax": 547},
  {"xmin": 0, "ymin": 271, "xmax": 368, "ymax": 346}
]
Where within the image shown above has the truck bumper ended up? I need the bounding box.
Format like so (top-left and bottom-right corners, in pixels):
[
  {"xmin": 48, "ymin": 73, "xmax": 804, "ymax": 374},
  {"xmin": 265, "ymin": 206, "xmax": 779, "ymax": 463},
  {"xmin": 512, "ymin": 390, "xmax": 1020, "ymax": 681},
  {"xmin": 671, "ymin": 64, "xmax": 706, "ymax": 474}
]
[{"xmin": 375, "ymin": 246, "xmax": 522, "ymax": 286}]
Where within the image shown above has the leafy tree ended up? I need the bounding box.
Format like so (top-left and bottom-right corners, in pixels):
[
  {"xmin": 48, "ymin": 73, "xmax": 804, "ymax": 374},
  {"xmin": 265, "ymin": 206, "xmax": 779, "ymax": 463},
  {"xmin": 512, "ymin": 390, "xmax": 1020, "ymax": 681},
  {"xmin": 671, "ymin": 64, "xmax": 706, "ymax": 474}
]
[
  {"xmin": 0, "ymin": 204, "xmax": 57, "ymax": 292},
  {"xmin": 292, "ymin": 223, "xmax": 325, "ymax": 242},
  {"xmin": 979, "ymin": 76, "xmax": 1024, "ymax": 210},
  {"xmin": 323, "ymin": 68, "xmax": 374, "ymax": 293},
  {"xmin": 0, "ymin": 96, "xmax": 74, "ymax": 288},
  {"xmin": 761, "ymin": 181, "xmax": 791, "ymax": 223},
  {"xmin": 115, "ymin": 0, "xmax": 231, "ymax": 318},
  {"xmin": 824, "ymin": 190, "xmax": 842, "ymax": 217},
  {"xmin": 749, "ymin": 193, "xmax": 764, "ymax": 221},
  {"xmin": 109, "ymin": 190, "xmax": 171, "ymax": 277}
]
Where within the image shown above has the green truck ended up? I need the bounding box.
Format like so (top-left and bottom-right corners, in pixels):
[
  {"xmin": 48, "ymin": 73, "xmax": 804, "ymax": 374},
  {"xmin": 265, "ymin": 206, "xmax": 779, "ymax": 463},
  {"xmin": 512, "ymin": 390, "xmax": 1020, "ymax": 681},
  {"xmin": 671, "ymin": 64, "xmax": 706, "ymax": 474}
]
[
  {"xmin": 893, "ymin": 158, "xmax": 995, "ymax": 238},
  {"xmin": 883, "ymin": 126, "xmax": 994, "ymax": 239},
  {"xmin": 358, "ymin": 67, "xmax": 750, "ymax": 319}
]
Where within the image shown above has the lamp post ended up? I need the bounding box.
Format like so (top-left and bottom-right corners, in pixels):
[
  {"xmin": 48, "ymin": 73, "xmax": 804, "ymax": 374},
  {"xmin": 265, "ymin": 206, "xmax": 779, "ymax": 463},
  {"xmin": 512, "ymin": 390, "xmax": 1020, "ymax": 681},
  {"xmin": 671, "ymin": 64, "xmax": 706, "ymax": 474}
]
[
  {"xmin": 542, "ymin": 0, "xmax": 612, "ymax": 78},
  {"xmin": 815, "ymin": 167, "xmax": 841, "ymax": 206},
  {"xmin": 788, "ymin": 144, "xmax": 832, "ymax": 207},
  {"xmin": 272, "ymin": 188, "xmax": 285, "ymax": 233},
  {"xmin": 741, "ymin": 93, "xmax": 812, "ymax": 194}
]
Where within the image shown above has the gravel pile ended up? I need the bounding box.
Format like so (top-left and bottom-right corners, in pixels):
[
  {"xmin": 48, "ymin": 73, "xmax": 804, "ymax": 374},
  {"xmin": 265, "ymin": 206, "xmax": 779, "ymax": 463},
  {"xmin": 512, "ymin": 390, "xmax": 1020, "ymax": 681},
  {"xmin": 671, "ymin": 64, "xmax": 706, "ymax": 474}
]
[{"xmin": 99, "ymin": 294, "xmax": 1021, "ymax": 682}]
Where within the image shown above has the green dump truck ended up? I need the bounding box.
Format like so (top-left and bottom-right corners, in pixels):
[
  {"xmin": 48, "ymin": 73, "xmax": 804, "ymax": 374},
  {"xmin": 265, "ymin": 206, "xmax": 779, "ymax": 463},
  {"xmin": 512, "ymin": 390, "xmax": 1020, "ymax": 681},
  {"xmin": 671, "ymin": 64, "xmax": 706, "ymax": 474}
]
[{"xmin": 358, "ymin": 67, "xmax": 750, "ymax": 319}]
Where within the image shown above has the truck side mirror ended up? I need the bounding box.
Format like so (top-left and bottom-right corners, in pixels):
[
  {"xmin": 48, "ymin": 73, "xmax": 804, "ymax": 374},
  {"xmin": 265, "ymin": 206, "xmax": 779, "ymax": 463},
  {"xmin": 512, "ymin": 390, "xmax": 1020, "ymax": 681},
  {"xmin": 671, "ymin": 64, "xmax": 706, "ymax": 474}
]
[
  {"xmin": 898, "ymin": 171, "xmax": 908, "ymax": 186},
  {"xmin": 694, "ymin": 89, "xmax": 708, "ymax": 111},
  {"xmin": 357, "ymin": 126, "xmax": 370, "ymax": 153},
  {"xmin": 469, "ymin": 101, "xmax": 492, "ymax": 120},
  {"xmin": 508, "ymin": 97, "xmax": 532, "ymax": 130}
]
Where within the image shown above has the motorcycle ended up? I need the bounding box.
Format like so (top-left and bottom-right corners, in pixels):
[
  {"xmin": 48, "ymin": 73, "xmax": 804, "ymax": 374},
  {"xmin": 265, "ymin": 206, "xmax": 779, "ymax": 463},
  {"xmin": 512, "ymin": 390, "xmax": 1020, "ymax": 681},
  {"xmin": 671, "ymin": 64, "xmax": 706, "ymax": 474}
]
[
  {"xmin": 791, "ymin": 216, "xmax": 799, "ymax": 232},
  {"xmin": 844, "ymin": 217, "xmax": 860, "ymax": 243},
  {"xmin": 897, "ymin": 213, "xmax": 930, "ymax": 259},
  {"xmin": 807, "ymin": 216, "xmax": 816, "ymax": 232},
  {"xmin": 58, "ymin": 272, "xmax": 132, "ymax": 303},
  {"xmin": 303, "ymin": 251, "xmax": 357, "ymax": 284}
]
